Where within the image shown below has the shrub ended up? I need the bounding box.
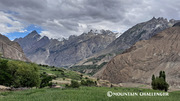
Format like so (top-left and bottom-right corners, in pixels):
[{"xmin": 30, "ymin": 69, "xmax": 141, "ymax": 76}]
[
  {"xmin": 0, "ymin": 59, "xmax": 40, "ymax": 88},
  {"xmin": 65, "ymin": 80, "xmax": 80, "ymax": 88},
  {"xmin": 70, "ymin": 80, "xmax": 80, "ymax": 88},
  {"xmin": 151, "ymin": 71, "xmax": 169, "ymax": 92},
  {"xmin": 81, "ymin": 79, "xmax": 97, "ymax": 86},
  {"xmin": 0, "ymin": 59, "xmax": 12, "ymax": 86},
  {"xmin": 40, "ymin": 73, "xmax": 53, "ymax": 88}
]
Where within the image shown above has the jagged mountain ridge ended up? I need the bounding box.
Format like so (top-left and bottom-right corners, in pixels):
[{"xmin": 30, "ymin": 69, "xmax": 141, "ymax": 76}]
[
  {"xmin": 95, "ymin": 25, "xmax": 180, "ymax": 89},
  {"xmin": 75, "ymin": 17, "xmax": 178, "ymax": 66},
  {"xmin": 105, "ymin": 17, "xmax": 178, "ymax": 53},
  {"xmin": 0, "ymin": 34, "xmax": 28, "ymax": 61},
  {"xmin": 14, "ymin": 30, "xmax": 117, "ymax": 66}
]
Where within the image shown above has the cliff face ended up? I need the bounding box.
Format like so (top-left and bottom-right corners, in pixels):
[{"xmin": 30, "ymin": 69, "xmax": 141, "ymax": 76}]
[
  {"xmin": 0, "ymin": 34, "xmax": 28, "ymax": 61},
  {"xmin": 15, "ymin": 30, "xmax": 117, "ymax": 66},
  {"xmin": 104, "ymin": 17, "xmax": 178, "ymax": 53},
  {"xmin": 75, "ymin": 17, "xmax": 178, "ymax": 68},
  {"xmin": 95, "ymin": 26, "xmax": 180, "ymax": 88}
]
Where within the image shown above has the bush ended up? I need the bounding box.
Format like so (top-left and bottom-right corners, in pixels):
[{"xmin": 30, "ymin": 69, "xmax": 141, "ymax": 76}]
[
  {"xmin": 0, "ymin": 59, "xmax": 13, "ymax": 86},
  {"xmin": 65, "ymin": 80, "xmax": 80, "ymax": 88},
  {"xmin": 81, "ymin": 80, "xmax": 87, "ymax": 86},
  {"xmin": 0, "ymin": 59, "xmax": 40, "ymax": 88},
  {"xmin": 151, "ymin": 71, "xmax": 169, "ymax": 92},
  {"xmin": 40, "ymin": 73, "xmax": 53, "ymax": 88},
  {"xmin": 81, "ymin": 79, "xmax": 97, "ymax": 86},
  {"xmin": 70, "ymin": 80, "xmax": 80, "ymax": 88}
]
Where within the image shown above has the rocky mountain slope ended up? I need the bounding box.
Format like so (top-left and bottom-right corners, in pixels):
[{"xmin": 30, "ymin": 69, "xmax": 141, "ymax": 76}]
[
  {"xmin": 105, "ymin": 17, "xmax": 178, "ymax": 53},
  {"xmin": 0, "ymin": 34, "xmax": 28, "ymax": 61},
  {"xmin": 76, "ymin": 17, "xmax": 178, "ymax": 66},
  {"xmin": 14, "ymin": 30, "xmax": 117, "ymax": 67},
  {"xmin": 95, "ymin": 25, "xmax": 180, "ymax": 89},
  {"xmin": 72, "ymin": 17, "xmax": 178, "ymax": 75}
]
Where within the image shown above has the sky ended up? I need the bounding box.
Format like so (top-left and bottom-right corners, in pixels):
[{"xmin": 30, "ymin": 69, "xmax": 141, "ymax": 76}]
[{"xmin": 0, "ymin": 0, "xmax": 180, "ymax": 40}]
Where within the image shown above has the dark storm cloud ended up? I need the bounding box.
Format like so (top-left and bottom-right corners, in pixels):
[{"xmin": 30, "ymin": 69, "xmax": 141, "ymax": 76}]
[{"xmin": 0, "ymin": 0, "xmax": 180, "ymax": 38}]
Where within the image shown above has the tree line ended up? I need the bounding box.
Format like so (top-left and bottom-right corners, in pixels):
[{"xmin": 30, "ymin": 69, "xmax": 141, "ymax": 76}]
[{"xmin": 0, "ymin": 58, "xmax": 52, "ymax": 88}]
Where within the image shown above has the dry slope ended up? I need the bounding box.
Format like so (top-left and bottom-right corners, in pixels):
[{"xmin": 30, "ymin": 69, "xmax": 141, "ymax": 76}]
[
  {"xmin": 95, "ymin": 26, "xmax": 180, "ymax": 89},
  {"xmin": 0, "ymin": 34, "xmax": 28, "ymax": 61}
]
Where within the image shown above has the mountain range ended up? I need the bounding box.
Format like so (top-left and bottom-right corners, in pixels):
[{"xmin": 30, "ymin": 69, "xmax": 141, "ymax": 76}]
[
  {"xmin": 15, "ymin": 17, "xmax": 179, "ymax": 70},
  {"xmin": 105, "ymin": 17, "xmax": 178, "ymax": 53},
  {"xmin": 14, "ymin": 30, "xmax": 117, "ymax": 67},
  {"xmin": 95, "ymin": 25, "xmax": 180, "ymax": 89},
  {"xmin": 72, "ymin": 17, "xmax": 179, "ymax": 75}
]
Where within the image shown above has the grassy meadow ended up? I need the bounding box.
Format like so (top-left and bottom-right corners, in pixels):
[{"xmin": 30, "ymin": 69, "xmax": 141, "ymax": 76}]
[
  {"xmin": 1, "ymin": 58, "xmax": 180, "ymax": 101},
  {"xmin": 0, "ymin": 87, "xmax": 180, "ymax": 101}
]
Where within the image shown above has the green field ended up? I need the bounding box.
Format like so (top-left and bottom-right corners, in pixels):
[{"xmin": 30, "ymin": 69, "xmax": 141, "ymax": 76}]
[
  {"xmin": 0, "ymin": 87, "xmax": 179, "ymax": 101},
  {"xmin": 39, "ymin": 65, "xmax": 82, "ymax": 80},
  {"xmin": 0, "ymin": 58, "xmax": 179, "ymax": 101}
]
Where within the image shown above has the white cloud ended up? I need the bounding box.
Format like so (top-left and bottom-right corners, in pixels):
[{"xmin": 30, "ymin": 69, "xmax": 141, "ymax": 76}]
[
  {"xmin": 0, "ymin": 11, "xmax": 25, "ymax": 35},
  {"xmin": 0, "ymin": 0, "xmax": 180, "ymax": 38},
  {"xmin": 40, "ymin": 30, "xmax": 64, "ymax": 40}
]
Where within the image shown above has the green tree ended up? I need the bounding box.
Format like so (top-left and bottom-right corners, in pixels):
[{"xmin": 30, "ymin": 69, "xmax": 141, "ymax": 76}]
[
  {"xmin": 0, "ymin": 59, "xmax": 12, "ymax": 86},
  {"xmin": 162, "ymin": 71, "xmax": 166, "ymax": 80},
  {"xmin": 40, "ymin": 73, "xmax": 53, "ymax": 88},
  {"xmin": 151, "ymin": 74, "xmax": 155, "ymax": 89},
  {"xmin": 70, "ymin": 80, "xmax": 80, "ymax": 88},
  {"xmin": 81, "ymin": 79, "xmax": 97, "ymax": 86},
  {"xmin": 0, "ymin": 59, "xmax": 43, "ymax": 88},
  {"xmin": 81, "ymin": 80, "xmax": 87, "ymax": 86},
  {"xmin": 151, "ymin": 71, "xmax": 169, "ymax": 92},
  {"xmin": 152, "ymin": 74, "xmax": 155, "ymax": 81},
  {"xmin": 15, "ymin": 62, "xmax": 40, "ymax": 88},
  {"xmin": 159, "ymin": 71, "xmax": 163, "ymax": 78}
]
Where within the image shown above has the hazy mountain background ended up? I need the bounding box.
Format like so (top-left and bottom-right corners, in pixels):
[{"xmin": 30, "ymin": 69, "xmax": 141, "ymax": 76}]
[
  {"xmin": 71, "ymin": 17, "xmax": 179, "ymax": 75},
  {"xmin": 15, "ymin": 30, "xmax": 117, "ymax": 67},
  {"xmin": 14, "ymin": 17, "xmax": 179, "ymax": 76}
]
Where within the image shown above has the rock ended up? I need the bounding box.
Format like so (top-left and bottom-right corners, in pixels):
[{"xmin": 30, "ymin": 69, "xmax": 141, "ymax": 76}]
[
  {"xmin": 95, "ymin": 26, "xmax": 180, "ymax": 89},
  {"xmin": 0, "ymin": 85, "xmax": 11, "ymax": 90},
  {"xmin": 78, "ymin": 17, "xmax": 178, "ymax": 75},
  {"xmin": 15, "ymin": 30, "xmax": 117, "ymax": 67},
  {"xmin": 173, "ymin": 22, "xmax": 180, "ymax": 27},
  {"xmin": 105, "ymin": 17, "xmax": 178, "ymax": 54},
  {"xmin": 0, "ymin": 34, "xmax": 28, "ymax": 61}
]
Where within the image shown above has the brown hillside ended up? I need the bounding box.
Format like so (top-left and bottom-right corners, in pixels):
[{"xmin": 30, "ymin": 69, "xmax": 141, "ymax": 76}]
[
  {"xmin": 0, "ymin": 34, "xmax": 28, "ymax": 61},
  {"xmin": 95, "ymin": 26, "xmax": 180, "ymax": 89}
]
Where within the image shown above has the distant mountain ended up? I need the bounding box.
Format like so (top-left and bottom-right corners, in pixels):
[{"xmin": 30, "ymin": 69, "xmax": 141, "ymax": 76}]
[
  {"xmin": 73, "ymin": 17, "xmax": 179, "ymax": 75},
  {"xmin": 14, "ymin": 30, "xmax": 117, "ymax": 66},
  {"xmin": 0, "ymin": 34, "xmax": 28, "ymax": 61},
  {"xmin": 77, "ymin": 17, "xmax": 178, "ymax": 65},
  {"xmin": 95, "ymin": 25, "xmax": 180, "ymax": 89},
  {"xmin": 105, "ymin": 17, "xmax": 178, "ymax": 53}
]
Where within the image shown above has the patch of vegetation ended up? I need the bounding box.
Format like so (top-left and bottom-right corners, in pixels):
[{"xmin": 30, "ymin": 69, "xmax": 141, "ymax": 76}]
[
  {"xmin": 0, "ymin": 58, "xmax": 40, "ymax": 88},
  {"xmin": 81, "ymin": 79, "xmax": 97, "ymax": 86},
  {"xmin": 40, "ymin": 72, "xmax": 53, "ymax": 88},
  {"xmin": 39, "ymin": 64, "xmax": 82, "ymax": 80},
  {"xmin": 151, "ymin": 71, "xmax": 169, "ymax": 92},
  {"xmin": 0, "ymin": 58, "xmax": 82, "ymax": 89},
  {"xmin": 66, "ymin": 80, "xmax": 80, "ymax": 88},
  {"xmin": 0, "ymin": 87, "xmax": 179, "ymax": 101}
]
